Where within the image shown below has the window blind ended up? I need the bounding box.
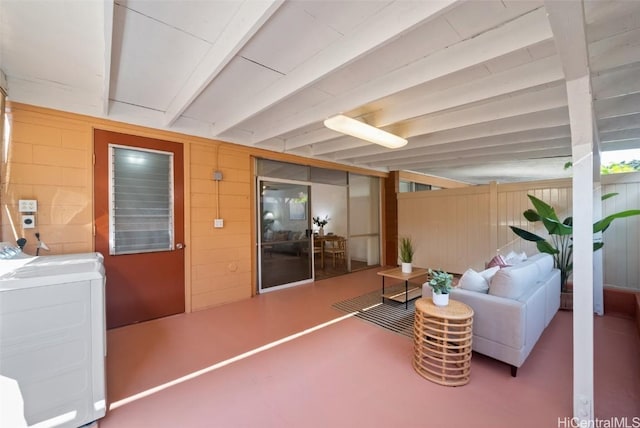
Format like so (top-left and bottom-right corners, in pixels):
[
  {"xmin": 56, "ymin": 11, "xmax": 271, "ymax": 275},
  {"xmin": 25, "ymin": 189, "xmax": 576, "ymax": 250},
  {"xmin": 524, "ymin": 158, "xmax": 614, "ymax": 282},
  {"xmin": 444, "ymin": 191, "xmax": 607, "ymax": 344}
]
[{"xmin": 110, "ymin": 146, "xmax": 174, "ymax": 255}]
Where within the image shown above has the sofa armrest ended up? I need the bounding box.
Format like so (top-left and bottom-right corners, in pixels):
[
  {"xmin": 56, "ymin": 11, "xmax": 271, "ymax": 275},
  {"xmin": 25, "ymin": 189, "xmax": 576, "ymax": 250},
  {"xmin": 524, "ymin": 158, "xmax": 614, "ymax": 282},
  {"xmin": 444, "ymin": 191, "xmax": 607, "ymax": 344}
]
[{"xmin": 449, "ymin": 288, "xmax": 526, "ymax": 349}]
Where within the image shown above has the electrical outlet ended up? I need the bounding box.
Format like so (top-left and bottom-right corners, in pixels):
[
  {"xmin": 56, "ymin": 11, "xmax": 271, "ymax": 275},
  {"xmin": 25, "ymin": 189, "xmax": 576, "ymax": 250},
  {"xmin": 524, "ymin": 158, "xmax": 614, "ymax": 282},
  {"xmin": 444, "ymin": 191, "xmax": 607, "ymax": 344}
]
[
  {"xmin": 214, "ymin": 219, "xmax": 224, "ymax": 228},
  {"xmin": 22, "ymin": 215, "xmax": 35, "ymax": 229},
  {"xmin": 19, "ymin": 200, "xmax": 37, "ymax": 212}
]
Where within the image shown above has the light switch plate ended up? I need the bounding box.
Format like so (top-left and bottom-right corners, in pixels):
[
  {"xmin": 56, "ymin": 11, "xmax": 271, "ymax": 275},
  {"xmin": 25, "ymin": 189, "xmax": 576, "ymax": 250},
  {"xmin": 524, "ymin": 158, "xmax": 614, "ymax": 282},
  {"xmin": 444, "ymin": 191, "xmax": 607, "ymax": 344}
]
[
  {"xmin": 214, "ymin": 219, "xmax": 224, "ymax": 228},
  {"xmin": 19, "ymin": 200, "xmax": 37, "ymax": 212}
]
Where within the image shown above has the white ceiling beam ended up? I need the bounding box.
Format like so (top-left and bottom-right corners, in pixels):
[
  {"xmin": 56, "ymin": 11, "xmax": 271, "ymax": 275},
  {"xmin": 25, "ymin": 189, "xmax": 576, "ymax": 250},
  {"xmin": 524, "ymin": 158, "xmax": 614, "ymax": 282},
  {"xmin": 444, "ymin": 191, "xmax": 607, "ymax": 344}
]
[
  {"xmin": 592, "ymin": 63, "xmax": 640, "ymax": 100},
  {"xmin": 399, "ymin": 84, "xmax": 568, "ymax": 140},
  {"xmin": 102, "ymin": 0, "xmax": 114, "ymax": 115},
  {"xmin": 109, "ymin": 100, "xmax": 216, "ymax": 140},
  {"xmin": 366, "ymin": 132, "xmax": 571, "ymax": 167},
  {"xmin": 208, "ymin": 0, "xmax": 461, "ymax": 137},
  {"xmin": 375, "ymin": 55, "xmax": 564, "ymax": 126},
  {"xmin": 330, "ymin": 107, "xmax": 570, "ymax": 160},
  {"xmin": 598, "ymin": 112, "xmax": 640, "ymax": 133},
  {"xmin": 589, "ymin": 25, "xmax": 640, "ymax": 71},
  {"xmin": 310, "ymin": 136, "xmax": 369, "ymax": 156},
  {"xmin": 546, "ymin": 0, "xmax": 590, "ymax": 81},
  {"xmin": 594, "ymin": 92, "xmax": 640, "ymax": 119},
  {"xmin": 163, "ymin": 0, "xmax": 284, "ymax": 127},
  {"xmin": 279, "ymin": 127, "xmax": 341, "ymax": 151},
  {"xmin": 376, "ymin": 137, "xmax": 571, "ymax": 169},
  {"xmin": 393, "ymin": 147, "xmax": 571, "ymax": 170},
  {"xmin": 600, "ymin": 127, "xmax": 640, "ymax": 143},
  {"xmin": 283, "ymin": 83, "xmax": 568, "ymax": 152},
  {"xmin": 249, "ymin": 6, "xmax": 554, "ymax": 144}
]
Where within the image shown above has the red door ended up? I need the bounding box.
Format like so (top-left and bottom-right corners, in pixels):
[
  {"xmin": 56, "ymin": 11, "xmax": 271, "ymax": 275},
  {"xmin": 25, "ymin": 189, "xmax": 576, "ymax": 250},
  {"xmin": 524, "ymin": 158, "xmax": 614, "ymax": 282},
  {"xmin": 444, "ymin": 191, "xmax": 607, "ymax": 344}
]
[{"xmin": 94, "ymin": 130, "xmax": 185, "ymax": 329}]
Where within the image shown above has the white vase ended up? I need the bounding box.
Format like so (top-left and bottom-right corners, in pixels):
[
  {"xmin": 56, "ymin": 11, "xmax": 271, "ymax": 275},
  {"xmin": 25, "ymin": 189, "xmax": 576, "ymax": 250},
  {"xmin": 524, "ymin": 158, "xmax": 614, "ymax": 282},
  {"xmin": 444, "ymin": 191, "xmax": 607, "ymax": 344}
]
[
  {"xmin": 432, "ymin": 293, "xmax": 449, "ymax": 307},
  {"xmin": 401, "ymin": 262, "xmax": 412, "ymax": 273},
  {"xmin": 319, "ymin": 228, "xmax": 324, "ymax": 237}
]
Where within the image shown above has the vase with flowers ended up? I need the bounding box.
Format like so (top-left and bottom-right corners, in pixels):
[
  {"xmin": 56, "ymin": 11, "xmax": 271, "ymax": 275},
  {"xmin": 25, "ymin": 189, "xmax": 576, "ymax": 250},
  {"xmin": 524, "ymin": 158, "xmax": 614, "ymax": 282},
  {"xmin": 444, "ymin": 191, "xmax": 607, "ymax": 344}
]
[{"xmin": 312, "ymin": 215, "xmax": 330, "ymax": 236}]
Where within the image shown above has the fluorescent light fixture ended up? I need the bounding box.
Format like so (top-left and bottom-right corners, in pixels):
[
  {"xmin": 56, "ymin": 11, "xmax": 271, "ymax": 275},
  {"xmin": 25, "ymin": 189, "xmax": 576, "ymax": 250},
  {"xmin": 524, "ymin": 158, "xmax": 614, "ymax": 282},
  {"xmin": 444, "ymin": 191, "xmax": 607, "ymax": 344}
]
[{"xmin": 324, "ymin": 115, "xmax": 407, "ymax": 149}]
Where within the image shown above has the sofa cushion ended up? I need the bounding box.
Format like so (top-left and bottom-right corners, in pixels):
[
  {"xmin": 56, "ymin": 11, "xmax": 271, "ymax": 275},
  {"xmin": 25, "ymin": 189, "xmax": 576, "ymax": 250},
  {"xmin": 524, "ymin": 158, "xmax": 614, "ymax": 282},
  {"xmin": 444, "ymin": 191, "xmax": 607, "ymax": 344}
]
[
  {"xmin": 489, "ymin": 260, "xmax": 539, "ymax": 300},
  {"xmin": 528, "ymin": 253, "xmax": 554, "ymax": 277},
  {"xmin": 459, "ymin": 268, "xmax": 489, "ymax": 293}
]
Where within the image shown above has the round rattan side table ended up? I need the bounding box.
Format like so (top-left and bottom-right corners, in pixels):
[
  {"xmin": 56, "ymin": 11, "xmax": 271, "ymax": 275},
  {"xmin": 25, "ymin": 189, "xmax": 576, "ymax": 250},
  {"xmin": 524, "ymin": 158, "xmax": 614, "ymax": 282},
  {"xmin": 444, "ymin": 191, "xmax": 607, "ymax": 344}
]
[{"xmin": 413, "ymin": 297, "xmax": 474, "ymax": 386}]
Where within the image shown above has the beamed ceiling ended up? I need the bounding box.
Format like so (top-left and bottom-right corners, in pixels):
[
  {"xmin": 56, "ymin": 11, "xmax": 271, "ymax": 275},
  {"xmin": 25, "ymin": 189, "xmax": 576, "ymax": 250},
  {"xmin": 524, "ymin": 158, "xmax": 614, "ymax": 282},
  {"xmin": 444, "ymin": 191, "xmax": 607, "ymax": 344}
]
[{"xmin": 1, "ymin": 0, "xmax": 639, "ymax": 184}]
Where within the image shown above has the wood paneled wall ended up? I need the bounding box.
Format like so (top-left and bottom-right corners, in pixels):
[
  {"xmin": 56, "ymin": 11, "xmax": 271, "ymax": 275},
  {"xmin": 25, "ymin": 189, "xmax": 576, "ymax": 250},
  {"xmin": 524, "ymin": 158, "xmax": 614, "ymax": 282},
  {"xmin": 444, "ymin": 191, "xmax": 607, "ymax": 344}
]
[
  {"xmin": 398, "ymin": 174, "xmax": 640, "ymax": 290},
  {"xmin": 1, "ymin": 103, "xmax": 386, "ymax": 314},
  {"xmin": 602, "ymin": 173, "xmax": 640, "ymax": 291},
  {"xmin": 1, "ymin": 105, "xmax": 95, "ymax": 255},
  {"xmin": 398, "ymin": 186, "xmax": 491, "ymax": 273}
]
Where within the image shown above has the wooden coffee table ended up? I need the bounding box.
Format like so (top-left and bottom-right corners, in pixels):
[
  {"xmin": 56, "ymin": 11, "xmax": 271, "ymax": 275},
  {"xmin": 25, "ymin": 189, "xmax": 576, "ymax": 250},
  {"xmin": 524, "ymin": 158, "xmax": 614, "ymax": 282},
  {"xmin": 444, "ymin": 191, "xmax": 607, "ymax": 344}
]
[{"xmin": 377, "ymin": 267, "xmax": 428, "ymax": 309}]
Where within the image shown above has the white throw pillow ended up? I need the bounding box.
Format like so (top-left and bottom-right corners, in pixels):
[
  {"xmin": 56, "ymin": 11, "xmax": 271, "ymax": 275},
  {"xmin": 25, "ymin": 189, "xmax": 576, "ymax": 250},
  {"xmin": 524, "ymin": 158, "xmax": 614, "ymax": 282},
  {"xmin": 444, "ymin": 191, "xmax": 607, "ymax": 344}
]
[
  {"xmin": 505, "ymin": 251, "xmax": 527, "ymax": 265},
  {"xmin": 459, "ymin": 268, "xmax": 489, "ymax": 293},
  {"xmin": 479, "ymin": 266, "xmax": 499, "ymax": 283}
]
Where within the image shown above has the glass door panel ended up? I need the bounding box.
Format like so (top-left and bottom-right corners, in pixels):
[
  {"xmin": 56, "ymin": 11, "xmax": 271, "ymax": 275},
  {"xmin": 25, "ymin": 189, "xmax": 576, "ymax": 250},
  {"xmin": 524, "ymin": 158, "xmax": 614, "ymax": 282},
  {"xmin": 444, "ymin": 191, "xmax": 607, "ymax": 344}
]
[
  {"xmin": 258, "ymin": 179, "xmax": 312, "ymax": 291},
  {"xmin": 348, "ymin": 174, "xmax": 380, "ymax": 270}
]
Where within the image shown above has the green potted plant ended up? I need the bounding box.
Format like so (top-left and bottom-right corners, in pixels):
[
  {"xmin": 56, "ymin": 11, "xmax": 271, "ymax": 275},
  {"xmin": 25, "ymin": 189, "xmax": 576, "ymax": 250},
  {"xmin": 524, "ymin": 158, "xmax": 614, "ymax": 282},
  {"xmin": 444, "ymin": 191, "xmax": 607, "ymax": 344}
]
[
  {"xmin": 399, "ymin": 236, "xmax": 414, "ymax": 273},
  {"xmin": 427, "ymin": 268, "xmax": 453, "ymax": 306},
  {"xmin": 509, "ymin": 193, "xmax": 640, "ymax": 308}
]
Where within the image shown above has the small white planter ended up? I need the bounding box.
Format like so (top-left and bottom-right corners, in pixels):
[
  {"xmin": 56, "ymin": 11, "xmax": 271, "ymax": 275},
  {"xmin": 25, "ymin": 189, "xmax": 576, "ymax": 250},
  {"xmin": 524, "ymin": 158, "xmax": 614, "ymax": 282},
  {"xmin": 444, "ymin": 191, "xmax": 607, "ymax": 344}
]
[
  {"xmin": 401, "ymin": 262, "xmax": 412, "ymax": 273},
  {"xmin": 432, "ymin": 292, "xmax": 449, "ymax": 307}
]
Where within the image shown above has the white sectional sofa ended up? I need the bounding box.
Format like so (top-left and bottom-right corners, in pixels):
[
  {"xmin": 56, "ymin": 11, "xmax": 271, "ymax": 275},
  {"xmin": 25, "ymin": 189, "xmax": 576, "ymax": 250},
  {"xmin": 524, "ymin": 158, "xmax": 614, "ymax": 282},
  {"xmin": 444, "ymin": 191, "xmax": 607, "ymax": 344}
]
[{"xmin": 421, "ymin": 253, "xmax": 561, "ymax": 376}]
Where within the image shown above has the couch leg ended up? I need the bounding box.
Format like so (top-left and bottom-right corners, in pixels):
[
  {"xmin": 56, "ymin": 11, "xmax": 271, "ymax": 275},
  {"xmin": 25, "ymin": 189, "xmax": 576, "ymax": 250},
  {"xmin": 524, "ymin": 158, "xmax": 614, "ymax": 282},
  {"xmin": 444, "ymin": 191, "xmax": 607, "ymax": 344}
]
[{"xmin": 510, "ymin": 365, "xmax": 518, "ymax": 377}]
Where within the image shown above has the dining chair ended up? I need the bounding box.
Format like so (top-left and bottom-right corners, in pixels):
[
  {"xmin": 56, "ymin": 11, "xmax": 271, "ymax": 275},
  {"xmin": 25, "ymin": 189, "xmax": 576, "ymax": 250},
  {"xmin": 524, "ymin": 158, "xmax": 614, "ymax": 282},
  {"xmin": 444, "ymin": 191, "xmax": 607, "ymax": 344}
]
[{"xmin": 324, "ymin": 237, "xmax": 346, "ymax": 267}]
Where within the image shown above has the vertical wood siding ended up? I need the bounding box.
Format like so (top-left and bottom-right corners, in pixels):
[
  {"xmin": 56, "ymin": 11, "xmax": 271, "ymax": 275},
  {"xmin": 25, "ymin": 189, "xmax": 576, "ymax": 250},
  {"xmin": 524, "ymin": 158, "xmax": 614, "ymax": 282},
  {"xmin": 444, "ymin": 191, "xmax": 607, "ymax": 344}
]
[{"xmin": 399, "ymin": 174, "xmax": 639, "ymax": 290}]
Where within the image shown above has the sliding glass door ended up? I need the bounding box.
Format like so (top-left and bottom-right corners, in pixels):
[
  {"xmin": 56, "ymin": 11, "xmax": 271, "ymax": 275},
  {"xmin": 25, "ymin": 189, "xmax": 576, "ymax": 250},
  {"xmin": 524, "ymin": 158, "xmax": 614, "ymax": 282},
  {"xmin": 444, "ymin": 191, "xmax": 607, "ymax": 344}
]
[
  {"xmin": 348, "ymin": 173, "xmax": 380, "ymax": 270},
  {"xmin": 258, "ymin": 178, "xmax": 312, "ymax": 292}
]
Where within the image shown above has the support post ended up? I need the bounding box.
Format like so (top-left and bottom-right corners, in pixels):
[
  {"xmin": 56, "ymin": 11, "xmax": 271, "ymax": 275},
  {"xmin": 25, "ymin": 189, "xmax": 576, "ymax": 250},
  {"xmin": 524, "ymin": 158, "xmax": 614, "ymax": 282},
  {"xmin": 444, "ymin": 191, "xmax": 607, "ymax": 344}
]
[{"xmin": 567, "ymin": 75, "xmax": 595, "ymax": 423}]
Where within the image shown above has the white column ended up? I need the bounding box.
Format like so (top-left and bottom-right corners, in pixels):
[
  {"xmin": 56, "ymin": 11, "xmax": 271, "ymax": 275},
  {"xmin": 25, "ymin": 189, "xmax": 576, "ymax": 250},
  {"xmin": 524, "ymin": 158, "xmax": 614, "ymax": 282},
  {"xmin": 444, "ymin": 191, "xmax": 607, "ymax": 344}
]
[
  {"xmin": 592, "ymin": 135, "xmax": 604, "ymax": 316},
  {"xmin": 545, "ymin": 1, "xmax": 596, "ymax": 420},
  {"xmin": 567, "ymin": 75, "xmax": 594, "ymax": 422}
]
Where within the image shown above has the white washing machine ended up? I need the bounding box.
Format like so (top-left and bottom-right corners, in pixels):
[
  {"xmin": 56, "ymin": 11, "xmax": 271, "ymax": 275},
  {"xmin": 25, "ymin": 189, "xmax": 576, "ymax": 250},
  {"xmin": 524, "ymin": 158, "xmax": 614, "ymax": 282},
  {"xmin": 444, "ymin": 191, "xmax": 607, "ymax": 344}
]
[{"xmin": 0, "ymin": 245, "xmax": 106, "ymax": 428}]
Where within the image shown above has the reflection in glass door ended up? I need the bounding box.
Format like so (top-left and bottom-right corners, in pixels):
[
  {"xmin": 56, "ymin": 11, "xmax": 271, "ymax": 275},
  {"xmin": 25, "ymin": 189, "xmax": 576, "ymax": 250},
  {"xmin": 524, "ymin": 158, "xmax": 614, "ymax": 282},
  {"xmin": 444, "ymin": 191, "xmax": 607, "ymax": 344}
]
[{"xmin": 258, "ymin": 179, "xmax": 312, "ymax": 292}]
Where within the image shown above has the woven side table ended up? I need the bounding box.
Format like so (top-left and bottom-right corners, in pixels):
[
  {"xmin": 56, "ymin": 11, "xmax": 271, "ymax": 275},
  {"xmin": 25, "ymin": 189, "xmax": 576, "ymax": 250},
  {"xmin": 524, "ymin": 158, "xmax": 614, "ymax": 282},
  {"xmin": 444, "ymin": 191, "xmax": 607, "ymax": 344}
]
[{"xmin": 413, "ymin": 297, "xmax": 474, "ymax": 386}]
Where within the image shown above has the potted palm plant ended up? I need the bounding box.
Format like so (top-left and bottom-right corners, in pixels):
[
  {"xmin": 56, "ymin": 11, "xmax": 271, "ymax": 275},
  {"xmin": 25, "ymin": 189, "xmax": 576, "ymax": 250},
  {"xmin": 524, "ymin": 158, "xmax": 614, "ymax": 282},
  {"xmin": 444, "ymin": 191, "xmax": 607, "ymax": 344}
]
[
  {"xmin": 399, "ymin": 236, "xmax": 414, "ymax": 273},
  {"xmin": 427, "ymin": 269, "xmax": 453, "ymax": 306},
  {"xmin": 510, "ymin": 193, "xmax": 640, "ymax": 309}
]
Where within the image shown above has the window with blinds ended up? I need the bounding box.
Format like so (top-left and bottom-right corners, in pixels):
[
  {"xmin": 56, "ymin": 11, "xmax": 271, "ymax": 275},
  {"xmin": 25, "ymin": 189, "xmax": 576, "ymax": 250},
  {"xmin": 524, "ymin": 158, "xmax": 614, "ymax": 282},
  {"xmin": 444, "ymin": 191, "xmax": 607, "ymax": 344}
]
[{"xmin": 109, "ymin": 146, "xmax": 174, "ymax": 255}]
